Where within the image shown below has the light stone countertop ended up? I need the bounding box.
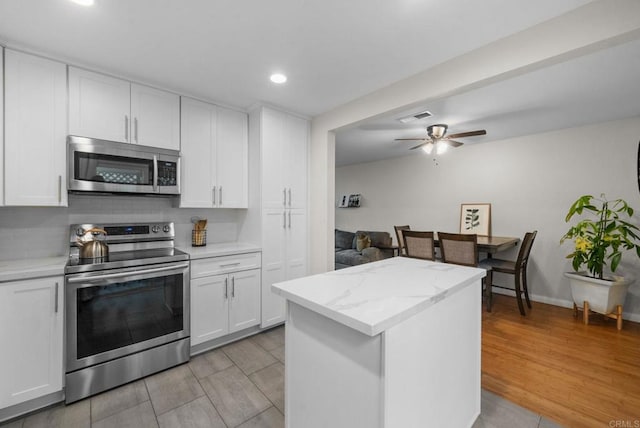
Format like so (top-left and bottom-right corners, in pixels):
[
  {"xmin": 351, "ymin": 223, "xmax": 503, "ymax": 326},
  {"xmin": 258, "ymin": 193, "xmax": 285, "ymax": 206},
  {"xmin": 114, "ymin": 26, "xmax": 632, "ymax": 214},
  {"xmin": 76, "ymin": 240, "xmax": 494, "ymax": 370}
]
[
  {"xmin": 272, "ymin": 256, "xmax": 485, "ymax": 337},
  {"xmin": 177, "ymin": 242, "xmax": 261, "ymax": 260},
  {"xmin": 0, "ymin": 256, "xmax": 68, "ymax": 283}
]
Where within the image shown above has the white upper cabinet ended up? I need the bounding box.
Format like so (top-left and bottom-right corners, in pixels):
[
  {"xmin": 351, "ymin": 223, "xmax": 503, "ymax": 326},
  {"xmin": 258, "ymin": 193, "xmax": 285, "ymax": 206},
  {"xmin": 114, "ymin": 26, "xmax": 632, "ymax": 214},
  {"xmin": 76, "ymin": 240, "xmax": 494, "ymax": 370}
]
[
  {"xmin": 69, "ymin": 67, "xmax": 180, "ymax": 150},
  {"xmin": 130, "ymin": 83, "xmax": 180, "ymax": 150},
  {"xmin": 180, "ymin": 97, "xmax": 248, "ymax": 208},
  {"xmin": 284, "ymin": 114, "xmax": 309, "ymax": 209},
  {"xmin": 4, "ymin": 49, "xmax": 67, "ymax": 206},
  {"xmin": 216, "ymin": 107, "xmax": 248, "ymax": 208},
  {"xmin": 180, "ymin": 97, "xmax": 216, "ymax": 208},
  {"xmin": 261, "ymin": 107, "xmax": 309, "ymax": 209},
  {"xmin": 68, "ymin": 67, "xmax": 130, "ymax": 143}
]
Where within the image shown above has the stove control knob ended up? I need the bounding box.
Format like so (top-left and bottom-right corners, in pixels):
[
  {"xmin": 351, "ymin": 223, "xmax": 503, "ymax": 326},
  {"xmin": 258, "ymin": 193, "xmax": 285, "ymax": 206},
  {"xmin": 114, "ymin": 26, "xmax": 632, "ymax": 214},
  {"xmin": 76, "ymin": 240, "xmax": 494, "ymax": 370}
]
[
  {"xmin": 163, "ymin": 225, "xmax": 171, "ymax": 233},
  {"xmin": 76, "ymin": 228, "xmax": 85, "ymax": 237},
  {"xmin": 151, "ymin": 225, "xmax": 160, "ymax": 233}
]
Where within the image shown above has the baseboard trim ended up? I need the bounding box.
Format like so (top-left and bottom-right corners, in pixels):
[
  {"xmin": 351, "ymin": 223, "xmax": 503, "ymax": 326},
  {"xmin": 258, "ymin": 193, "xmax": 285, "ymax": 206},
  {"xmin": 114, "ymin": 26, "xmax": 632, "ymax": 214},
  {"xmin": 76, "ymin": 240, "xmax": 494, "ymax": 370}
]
[{"xmin": 490, "ymin": 288, "xmax": 640, "ymax": 323}]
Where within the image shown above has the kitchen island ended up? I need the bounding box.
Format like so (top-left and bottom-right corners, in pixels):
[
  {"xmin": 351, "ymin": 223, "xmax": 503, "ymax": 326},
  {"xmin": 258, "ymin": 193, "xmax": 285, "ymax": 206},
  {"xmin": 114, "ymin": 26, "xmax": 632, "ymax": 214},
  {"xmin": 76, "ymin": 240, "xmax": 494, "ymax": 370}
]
[{"xmin": 272, "ymin": 256, "xmax": 485, "ymax": 428}]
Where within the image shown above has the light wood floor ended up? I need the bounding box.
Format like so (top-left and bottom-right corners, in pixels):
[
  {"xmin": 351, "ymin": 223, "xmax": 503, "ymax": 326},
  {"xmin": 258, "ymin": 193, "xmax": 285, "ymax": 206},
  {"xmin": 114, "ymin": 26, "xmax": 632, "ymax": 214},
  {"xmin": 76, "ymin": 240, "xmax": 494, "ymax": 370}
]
[{"xmin": 482, "ymin": 294, "xmax": 640, "ymax": 428}]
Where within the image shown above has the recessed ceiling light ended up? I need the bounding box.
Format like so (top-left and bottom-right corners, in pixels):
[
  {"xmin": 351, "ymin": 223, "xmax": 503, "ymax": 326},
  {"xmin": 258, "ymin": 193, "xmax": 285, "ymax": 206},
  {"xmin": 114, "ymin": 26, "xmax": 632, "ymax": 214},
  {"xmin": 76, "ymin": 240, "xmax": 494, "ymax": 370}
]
[
  {"xmin": 270, "ymin": 73, "xmax": 287, "ymax": 84},
  {"xmin": 70, "ymin": 0, "xmax": 94, "ymax": 6}
]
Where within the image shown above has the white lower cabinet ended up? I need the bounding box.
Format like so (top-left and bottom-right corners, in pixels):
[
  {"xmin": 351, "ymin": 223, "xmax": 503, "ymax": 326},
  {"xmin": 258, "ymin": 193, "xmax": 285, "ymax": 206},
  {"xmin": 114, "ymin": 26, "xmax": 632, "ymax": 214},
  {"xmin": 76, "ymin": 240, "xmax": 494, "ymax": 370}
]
[
  {"xmin": 190, "ymin": 253, "xmax": 261, "ymax": 346},
  {"xmin": 0, "ymin": 276, "xmax": 63, "ymax": 409},
  {"xmin": 261, "ymin": 209, "xmax": 307, "ymax": 327}
]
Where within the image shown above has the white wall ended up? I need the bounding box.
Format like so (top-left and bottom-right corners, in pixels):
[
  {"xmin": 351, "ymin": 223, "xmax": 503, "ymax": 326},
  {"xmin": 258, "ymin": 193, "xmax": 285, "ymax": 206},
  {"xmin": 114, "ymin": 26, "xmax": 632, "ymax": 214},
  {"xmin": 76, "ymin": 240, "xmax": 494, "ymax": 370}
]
[
  {"xmin": 0, "ymin": 195, "xmax": 243, "ymax": 260},
  {"xmin": 336, "ymin": 117, "xmax": 640, "ymax": 320}
]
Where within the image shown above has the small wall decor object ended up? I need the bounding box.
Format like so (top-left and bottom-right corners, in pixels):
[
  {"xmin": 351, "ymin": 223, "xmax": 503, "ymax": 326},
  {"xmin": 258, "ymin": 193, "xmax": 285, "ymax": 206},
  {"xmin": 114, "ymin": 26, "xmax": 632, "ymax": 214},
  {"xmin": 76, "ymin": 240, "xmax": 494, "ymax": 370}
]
[
  {"xmin": 338, "ymin": 194, "xmax": 361, "ymax": 208},
  {"xmin": 460, "ymin": 203, "xmax": 491, "ymax": 236}
]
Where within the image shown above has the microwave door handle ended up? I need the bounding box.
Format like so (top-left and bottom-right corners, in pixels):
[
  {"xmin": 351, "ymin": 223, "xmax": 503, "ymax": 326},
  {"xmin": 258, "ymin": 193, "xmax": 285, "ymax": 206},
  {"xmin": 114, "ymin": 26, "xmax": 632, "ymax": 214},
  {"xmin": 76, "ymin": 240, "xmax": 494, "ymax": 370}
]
[
  {"xmin": 67, "ymin": 263, "xmax": 190, "ymax": 284},
  {"xmin": 153, "ymin": 155, "xmax": 159, "ymax": 192}
]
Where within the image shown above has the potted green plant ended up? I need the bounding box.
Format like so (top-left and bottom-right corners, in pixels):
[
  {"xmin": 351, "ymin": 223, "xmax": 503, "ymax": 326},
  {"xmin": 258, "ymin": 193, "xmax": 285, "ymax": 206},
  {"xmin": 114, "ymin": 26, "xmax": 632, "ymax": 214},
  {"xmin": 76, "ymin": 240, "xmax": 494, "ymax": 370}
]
[{"xmin": 560, "ymin": 194, "xmax": 640, "ymax": 315}]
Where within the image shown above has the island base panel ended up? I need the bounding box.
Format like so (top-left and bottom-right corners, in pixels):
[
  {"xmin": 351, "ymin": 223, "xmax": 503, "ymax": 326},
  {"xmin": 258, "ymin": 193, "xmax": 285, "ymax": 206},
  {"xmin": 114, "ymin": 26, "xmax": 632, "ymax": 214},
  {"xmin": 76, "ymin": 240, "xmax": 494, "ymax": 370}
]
[{"xmin": 285, "ymin": 301, "xmax": 383, "ymax": 428}]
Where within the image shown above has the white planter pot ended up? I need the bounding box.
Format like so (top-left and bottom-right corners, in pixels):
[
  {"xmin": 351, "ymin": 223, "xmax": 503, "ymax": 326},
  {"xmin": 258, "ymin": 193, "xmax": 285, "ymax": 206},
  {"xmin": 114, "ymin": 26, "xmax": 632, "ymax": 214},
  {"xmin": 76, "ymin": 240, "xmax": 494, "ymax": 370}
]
[{"xmin": 564, "ymin": 272, "xmax": 633, "ymax": 314}]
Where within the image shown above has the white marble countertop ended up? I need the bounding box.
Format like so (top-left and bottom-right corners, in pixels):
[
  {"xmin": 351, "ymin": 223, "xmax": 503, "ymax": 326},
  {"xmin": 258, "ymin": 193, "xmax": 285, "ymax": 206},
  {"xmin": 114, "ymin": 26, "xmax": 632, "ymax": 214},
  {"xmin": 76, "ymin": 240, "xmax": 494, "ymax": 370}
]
[
  {"xmin": 272, "ymin": 257, "xmax": 486, "ymax": 337},
  {"xmin": 178, "ymin": 242, "xmax": 261, "ymax": 260},
  {"xmin": 0, "ymin": 256, "xmax": 68, "ymax": 283}
]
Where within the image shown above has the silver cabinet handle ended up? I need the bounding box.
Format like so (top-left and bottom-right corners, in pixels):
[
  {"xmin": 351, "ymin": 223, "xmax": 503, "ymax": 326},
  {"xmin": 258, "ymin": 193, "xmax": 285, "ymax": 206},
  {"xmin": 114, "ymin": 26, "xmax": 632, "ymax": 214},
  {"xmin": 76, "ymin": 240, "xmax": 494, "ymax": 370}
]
[
  {"xmin": 54, "ymin": 282, "xmax": 59, "ymax": 313},
  {"xmin": 283, "ymin": 188, "xmax": 287, "ymax": 206},
  {"xmin": 219, "ymin": 186, "xmax": 223, "ymax": 206},
  {"xmin": 152, "ymin": 155, "xmax": 158, "ymax": 192},
  {"xmin": 224, "ymin": 277, "xmax": 228, "ymax": 299},
  {"xmin": 220, "ymin": 262, "xmax": 241, "ymax": 268},
  {"xmin": 58, "ymin": 175, "xmax": 62, "ymax": 204},
  {"xmin": 288, "ymin": 188, "xmax": 292, "ymax": 207},
  {"xmin": 283, "ymin": 211, "xmax": 287, "ymax": 228},
  {"xmin": 231, "ymin": 276, "xmax": 235, "ymax": 298},
  {"xmin": 213, "ymin": 186, "xmax": 217, "ymax": 205},
  {"xmin": 134, "ymin": 117, "xmax": 139, "ymax": 142},
  {"xmin": 125, "ymin": 115, "xmax": 129, "ymax": 141},
  {"xmin": 288, "ymin": 210, "xmax": 292, "ymax": 228}
]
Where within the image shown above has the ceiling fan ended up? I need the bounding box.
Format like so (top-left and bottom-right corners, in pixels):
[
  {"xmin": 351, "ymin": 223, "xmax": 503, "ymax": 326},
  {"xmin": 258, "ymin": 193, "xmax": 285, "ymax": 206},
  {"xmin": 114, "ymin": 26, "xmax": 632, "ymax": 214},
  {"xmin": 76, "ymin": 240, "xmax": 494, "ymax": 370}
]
[{"xmin": 395, "ymin": 124, "xmax": 486, "ymax": 154}]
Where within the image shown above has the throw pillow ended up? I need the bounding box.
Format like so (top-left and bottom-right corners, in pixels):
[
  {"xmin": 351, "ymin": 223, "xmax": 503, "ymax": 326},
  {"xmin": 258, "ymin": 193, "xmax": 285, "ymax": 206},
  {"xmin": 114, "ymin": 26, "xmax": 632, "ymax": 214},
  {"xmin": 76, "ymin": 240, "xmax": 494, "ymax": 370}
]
[{"xmin": 356, "ymin": 234, "xmax": 371, "ymax": 252}]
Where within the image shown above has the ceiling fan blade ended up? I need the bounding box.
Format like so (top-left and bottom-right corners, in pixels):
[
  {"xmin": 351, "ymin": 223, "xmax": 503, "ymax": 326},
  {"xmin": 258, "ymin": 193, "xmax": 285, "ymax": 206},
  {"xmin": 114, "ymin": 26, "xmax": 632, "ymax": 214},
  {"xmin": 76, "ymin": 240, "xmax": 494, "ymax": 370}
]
[
  {"xmin": 394, "ymin": 138, "xmax": 427, "ymax": 141},
  {"xmin": 445, "ymin": 130, "xmax": 486, "ymax": 139},
  {"xmin": 443, "ymin": 140, "xmax": 464, "ymax": 148},
  {"xmin": 409, "ymin": 142, "xmax": 428, "ymax": 150}
]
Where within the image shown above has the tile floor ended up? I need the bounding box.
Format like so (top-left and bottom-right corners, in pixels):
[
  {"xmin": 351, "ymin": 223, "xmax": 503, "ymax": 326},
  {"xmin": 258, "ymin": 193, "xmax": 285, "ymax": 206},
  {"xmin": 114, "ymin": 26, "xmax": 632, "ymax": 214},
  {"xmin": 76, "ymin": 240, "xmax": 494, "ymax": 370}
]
[{"xmin": 2, "ymin": 326, "xmax": 563, "ymax": 428}]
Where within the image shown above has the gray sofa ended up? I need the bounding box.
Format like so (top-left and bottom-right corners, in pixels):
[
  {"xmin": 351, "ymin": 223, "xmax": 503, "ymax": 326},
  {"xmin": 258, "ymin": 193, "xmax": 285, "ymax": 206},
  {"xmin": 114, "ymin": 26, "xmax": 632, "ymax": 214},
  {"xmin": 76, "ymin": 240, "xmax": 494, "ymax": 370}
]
[{"xmin": 335, "ymin": 229, "xmax": 395, "ymax": 269}]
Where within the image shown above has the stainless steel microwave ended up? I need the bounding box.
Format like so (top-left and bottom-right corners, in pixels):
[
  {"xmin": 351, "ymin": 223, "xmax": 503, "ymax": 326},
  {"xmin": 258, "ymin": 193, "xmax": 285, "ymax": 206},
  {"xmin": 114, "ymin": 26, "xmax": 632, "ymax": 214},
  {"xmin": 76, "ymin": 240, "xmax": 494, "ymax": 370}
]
[{"xmin": 68, "ymin": 136, "xmax": 180, "ymax": 195}]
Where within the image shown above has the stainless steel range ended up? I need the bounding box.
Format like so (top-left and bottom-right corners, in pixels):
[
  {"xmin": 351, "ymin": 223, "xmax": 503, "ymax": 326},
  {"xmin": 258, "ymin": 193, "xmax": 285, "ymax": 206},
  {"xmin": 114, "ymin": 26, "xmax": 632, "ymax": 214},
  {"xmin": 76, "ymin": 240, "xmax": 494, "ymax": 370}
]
[{"xmin": 64, "ymin": 222, "xmax": 190, "ymax": 403}]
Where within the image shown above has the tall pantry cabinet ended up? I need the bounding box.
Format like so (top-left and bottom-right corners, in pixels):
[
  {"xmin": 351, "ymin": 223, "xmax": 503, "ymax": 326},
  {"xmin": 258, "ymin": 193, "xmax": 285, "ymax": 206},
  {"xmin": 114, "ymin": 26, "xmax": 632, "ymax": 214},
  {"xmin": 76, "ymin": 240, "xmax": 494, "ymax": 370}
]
[{"xmin": 250, "ymin": 106, "xmax": 309, "ymax": 328}]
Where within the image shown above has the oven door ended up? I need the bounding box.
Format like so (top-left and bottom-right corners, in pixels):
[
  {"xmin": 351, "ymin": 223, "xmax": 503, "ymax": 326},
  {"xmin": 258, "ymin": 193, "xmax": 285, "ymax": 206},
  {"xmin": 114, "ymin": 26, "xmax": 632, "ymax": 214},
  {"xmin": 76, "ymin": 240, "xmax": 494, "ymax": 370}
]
[{"xmin": 65, "ymin": 262, "xmax": 190, "ymax": 373}]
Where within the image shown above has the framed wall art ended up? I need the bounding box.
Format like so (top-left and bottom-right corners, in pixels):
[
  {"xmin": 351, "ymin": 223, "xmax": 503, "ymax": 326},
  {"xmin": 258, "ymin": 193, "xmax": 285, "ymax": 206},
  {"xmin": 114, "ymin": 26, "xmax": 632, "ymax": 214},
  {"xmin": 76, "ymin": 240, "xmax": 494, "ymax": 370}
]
[{"xmin": 460, "ymin": 203, "xmax": 491, "ymax": 236}]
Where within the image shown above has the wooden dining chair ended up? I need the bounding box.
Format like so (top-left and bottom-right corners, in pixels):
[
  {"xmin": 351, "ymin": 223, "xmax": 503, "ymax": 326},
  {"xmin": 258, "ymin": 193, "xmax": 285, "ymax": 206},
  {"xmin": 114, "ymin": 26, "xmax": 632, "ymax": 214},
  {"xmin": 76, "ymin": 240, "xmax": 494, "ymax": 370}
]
[
  {"xmin": 394, "ymin": 225, "xmax": 410, "ymax": 256},
  {"xmin": 439, "ymin": 232, "xmax": 493, "ymax": 307},
  {"xmin": 402, "ymin": 230, "xmax": 436, "ymax": 261},
  {"xmin": 438, "ymin": 232, "xmax": 478, "ymax": 267},
  {"xmin": 479, "ymin": 231, "xmax": 537, "ymax": 316}
]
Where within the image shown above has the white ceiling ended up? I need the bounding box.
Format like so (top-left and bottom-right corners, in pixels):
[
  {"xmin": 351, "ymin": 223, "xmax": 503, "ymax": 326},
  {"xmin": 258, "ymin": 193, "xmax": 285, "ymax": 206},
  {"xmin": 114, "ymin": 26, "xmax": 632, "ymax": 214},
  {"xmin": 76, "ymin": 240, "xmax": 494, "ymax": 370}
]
[
  {"xmin": 4, "ymin": 0, "xmax": 631, "ymax": 168},
  {"xmin": 0, "ymin": 0, "xmax": 590, "ymax": 118},
  {"xmin": 335, "ymin": 37, "xmax": 640, "ymax": 166}
]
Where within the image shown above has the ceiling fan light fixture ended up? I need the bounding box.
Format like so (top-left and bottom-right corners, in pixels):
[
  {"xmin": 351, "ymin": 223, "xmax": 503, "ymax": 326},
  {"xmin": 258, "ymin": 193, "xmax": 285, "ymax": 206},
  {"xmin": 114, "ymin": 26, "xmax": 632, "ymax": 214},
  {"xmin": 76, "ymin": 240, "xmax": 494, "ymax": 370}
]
[
  {"xmin": 422, "ymin": 143, "xmax": 434, "ymax": 155},
  {"xmin": 436, "ymin": 141, "xmax": 448, "ymax": 154}
]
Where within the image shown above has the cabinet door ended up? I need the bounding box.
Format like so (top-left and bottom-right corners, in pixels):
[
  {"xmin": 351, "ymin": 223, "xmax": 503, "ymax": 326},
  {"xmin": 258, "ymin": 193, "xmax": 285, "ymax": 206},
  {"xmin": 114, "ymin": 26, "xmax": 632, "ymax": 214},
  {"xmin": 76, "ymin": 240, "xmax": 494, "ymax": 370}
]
[
  {"xmin": 180, "ymin": 97, "xmax": 216, "ymax": 208},
  {"xmin": 261, "ymin": 209, "xmax": 287, "ymax": 327},
  {"xmin": 130, "ymin": 83, "xmax": 180, "ymax": 150},
  {"xmin": 261, "ymin": 108, "xmax": 287, "ymax": 209},
  {"xmin": 191, "ymin": 274, "xmax": 229, "ymax": 346},
  {"xmin": 216, "ymin": 107, "xmax": 248, "ymax": 208},
  {"xmin": 229, "ymin": 269, "xmax": 261, "ymax": 333},
  {"xmin": 286, "ymin": 209, "xmax": 308, "ymax": 281},
  {"xmin": 68, "ymin": 67, "xmax": 131, "ymax": 143},
  {"xmin": 0, "ymin": 277, "xmax": 63, "ymax": 408},
  {"xmin": 284, "ymin": 114, "xmax": 309, "ymax": 209},
  {"xmin": 4, "ymin": 50, "xmax": 67, "ymax": 206}
]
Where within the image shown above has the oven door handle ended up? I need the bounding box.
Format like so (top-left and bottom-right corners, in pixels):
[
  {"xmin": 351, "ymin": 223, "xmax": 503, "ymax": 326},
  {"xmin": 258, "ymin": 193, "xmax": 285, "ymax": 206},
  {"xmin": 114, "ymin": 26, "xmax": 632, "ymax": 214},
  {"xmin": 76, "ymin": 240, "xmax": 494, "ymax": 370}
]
[{"xmin": 67, "ymin": 263, "xmax": 190, "ymax": 283}]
